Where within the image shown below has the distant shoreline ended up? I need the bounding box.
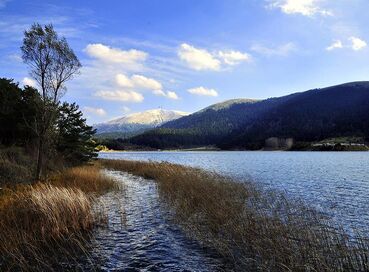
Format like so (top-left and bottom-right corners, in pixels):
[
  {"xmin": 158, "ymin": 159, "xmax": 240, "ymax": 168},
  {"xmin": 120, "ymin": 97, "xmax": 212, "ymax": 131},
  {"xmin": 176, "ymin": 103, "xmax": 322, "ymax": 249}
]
[{"xmin": 99, "ymin": 147, "xmax": 369, "ymax": 152}]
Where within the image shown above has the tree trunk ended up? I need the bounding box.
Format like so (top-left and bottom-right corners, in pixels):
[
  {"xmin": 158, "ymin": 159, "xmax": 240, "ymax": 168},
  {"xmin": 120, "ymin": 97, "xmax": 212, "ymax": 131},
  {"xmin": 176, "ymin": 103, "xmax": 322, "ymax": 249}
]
[{"xmin": 35, "ymin": 136, "xmax": 44, "ymax": 180}]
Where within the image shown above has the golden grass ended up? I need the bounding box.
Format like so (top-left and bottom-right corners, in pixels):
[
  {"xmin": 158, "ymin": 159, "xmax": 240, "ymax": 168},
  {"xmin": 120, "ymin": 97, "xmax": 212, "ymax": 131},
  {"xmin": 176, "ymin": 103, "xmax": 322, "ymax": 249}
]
[
  {"xmin": 0, "ymin": 164, "xmax": 120, "ymax": 271},
  {"xmin": 48, "ymin": 163, "xmax": 120, "ymax": 194},
  {"xmin": 101, "ymin": 159, "xmax": 369, "ymax": 272}
]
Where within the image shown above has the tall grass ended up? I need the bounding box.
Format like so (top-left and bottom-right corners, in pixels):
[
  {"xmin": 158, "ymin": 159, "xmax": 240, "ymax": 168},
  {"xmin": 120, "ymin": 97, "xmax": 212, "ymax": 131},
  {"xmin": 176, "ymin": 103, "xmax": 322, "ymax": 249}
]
[
  {"xmin": 101, "ymin": 159, "xmax": 369, "ymax": 272},
  {"xmin": 0, "ymin": 164, "xmax": 119, "ymax": 271},
  {"xmin": 49, "ymin": 164, "xmax": 120, "ymax": 194}
]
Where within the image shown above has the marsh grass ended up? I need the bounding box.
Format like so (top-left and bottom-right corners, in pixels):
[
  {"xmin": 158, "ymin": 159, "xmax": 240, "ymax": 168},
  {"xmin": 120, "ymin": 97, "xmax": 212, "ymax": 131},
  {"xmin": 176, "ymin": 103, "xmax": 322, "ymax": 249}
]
[
  {"xmin": 48, "ymin": 163, "xmax": 121, "ymax": 194},
  {"xmin": 0, "ymin": 164, "xmax": 120, "ymax": 271},
  {"xmin": 101, "ymin": 159, "xmax": 369, "ymax": 272}
]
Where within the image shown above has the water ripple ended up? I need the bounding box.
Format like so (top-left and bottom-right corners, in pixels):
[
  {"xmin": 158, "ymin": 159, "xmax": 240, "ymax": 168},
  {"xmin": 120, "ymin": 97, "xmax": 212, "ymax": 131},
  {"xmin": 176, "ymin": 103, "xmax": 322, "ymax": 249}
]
[
  {"xmin": 99, "ymin": 151, "xmax": 369, "ymax": 232},
  {"xmin": 86, "ymin": 171, "xmax": 231, "ymax": 271}
]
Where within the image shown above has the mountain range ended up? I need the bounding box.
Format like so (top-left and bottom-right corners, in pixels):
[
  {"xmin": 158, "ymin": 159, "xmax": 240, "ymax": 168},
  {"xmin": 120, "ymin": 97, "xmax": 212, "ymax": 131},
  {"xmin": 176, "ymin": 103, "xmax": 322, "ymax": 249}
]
[
  {"xmin": 94, "ymin": 109, "xmax": 189, "ymax": 139},
  {"xmin": 116, "ymin": 82, "xmax": 369, "ymax": 150}
]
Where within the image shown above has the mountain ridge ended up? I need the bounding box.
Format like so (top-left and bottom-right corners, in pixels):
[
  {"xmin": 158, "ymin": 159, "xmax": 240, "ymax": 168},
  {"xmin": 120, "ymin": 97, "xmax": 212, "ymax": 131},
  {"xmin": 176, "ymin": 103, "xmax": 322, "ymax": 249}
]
[
  {"xmin": 94, "ymin": 109, "xmax": 189, "ymax": 137},
  {"xmin": 121, "ymin": 81, "xmax": 369, "ymax": 150}
]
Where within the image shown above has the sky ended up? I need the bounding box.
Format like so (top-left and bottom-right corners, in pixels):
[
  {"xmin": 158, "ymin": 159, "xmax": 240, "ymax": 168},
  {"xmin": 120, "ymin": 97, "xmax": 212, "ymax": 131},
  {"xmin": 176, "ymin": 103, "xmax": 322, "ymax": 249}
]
[{"xmin": 1, "ymin": 0, "xmax": 369, "ymax": 124}]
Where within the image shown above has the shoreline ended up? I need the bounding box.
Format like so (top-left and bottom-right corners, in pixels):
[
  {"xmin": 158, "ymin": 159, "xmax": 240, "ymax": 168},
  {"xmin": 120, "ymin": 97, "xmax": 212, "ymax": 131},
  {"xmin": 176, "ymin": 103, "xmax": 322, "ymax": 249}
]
[
  {"xmin": 99, "ymin": 148, "xmax": 369, "ymax": 152},
  {"xmin": 100, "ymin": 159, "xmax": 369, "ymax": 271},
  {"xmin": 2, "ymin": 158, "xmax": 369, "ymax": 270}
]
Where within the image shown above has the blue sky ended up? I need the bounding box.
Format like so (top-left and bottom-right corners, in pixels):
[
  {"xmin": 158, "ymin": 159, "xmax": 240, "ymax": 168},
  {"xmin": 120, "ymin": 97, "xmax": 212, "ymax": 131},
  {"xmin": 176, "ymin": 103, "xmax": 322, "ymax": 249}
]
[{"xmin": 1, "ymin": 0, "xmax": 369, "ymax": 124}]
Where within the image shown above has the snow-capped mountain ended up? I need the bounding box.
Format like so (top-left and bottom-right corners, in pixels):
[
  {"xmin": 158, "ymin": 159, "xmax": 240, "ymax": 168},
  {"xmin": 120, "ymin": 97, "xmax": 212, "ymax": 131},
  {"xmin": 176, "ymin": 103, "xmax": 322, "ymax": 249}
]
[{"xmin": 94, "ymin": 109, "xmax": 189, "ymax": 137}]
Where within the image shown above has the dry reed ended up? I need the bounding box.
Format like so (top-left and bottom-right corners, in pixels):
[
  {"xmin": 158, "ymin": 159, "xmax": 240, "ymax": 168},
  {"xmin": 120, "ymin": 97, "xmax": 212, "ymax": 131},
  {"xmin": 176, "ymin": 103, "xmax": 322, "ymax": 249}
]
[
  {"xmin": 0, "ymin": 164, "xmax": 120, "ymax": 271},
  {"xmin": 101, "ymin": 159, "xmax": 369, "ymax": 272},
  {"xmin": 48, "ymin": 163, "xmax": 120, "ymax": 194}
]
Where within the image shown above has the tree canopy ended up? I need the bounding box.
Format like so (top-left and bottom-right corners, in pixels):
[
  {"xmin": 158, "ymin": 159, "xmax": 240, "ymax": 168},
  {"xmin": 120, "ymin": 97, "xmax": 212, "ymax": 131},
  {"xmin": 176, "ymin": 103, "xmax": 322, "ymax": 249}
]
[{"xmin": 21, "ymin": 23, "xmax": 82, "ymax": 178}]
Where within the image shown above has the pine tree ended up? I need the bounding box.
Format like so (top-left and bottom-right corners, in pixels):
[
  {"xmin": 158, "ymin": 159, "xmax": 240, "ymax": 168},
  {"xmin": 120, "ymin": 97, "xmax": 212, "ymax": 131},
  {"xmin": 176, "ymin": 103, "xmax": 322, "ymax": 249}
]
[{"xmin": 57, "ymin": 102, "xmax": 97, "ymax": 165}]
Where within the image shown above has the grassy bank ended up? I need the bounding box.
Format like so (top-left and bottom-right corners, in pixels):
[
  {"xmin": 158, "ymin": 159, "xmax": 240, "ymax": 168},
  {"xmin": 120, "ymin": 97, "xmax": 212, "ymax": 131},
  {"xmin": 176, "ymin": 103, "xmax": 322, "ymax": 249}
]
[
  {"xmin": 0, "ymin": 164, "xmax": 119, "ymax": 271},
  {"xmin": 101, "ymin": 159, "xmax": 369, "ymax": 272}
]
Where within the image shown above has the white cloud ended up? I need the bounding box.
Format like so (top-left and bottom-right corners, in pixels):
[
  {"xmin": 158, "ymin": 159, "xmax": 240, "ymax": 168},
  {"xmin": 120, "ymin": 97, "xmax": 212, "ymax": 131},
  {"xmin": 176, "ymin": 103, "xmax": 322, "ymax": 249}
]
[
  {"xmin": 267, "ymin": 0, "xmax": 332, "ymax": 16},
  {"xmin": 178, "ymin": 43, "xmax": 251, "ymax": 71},
  {"xmin": 130, "ymin": 74, "xmax": 162, "ymax": 90},
  {"xmin": 153, "ymin": 89, "xmax": 179, "ymax": 100},
  {"xmin": 116, "ymin": 73, "xmax": 162, "ymax": 90},
  {"xmin": 218, "ymin": 50, "xmax": 251, "ymax": 65},
  {"xmin": 115, "ymin": 73, "xmax": 177, "ymax": 99},
  {"xmin": 83, "ymin": 106, "xmax": 107, "ymax": 116},
  {"xmin": 325, "ymin": 38, "xmax": 367, "ymax": 51},
  {"xmin": 349, "ymin": 37, "xmax": 367, "ymax": 51},
  {"xmin": 115, "ymin": 74, "xmax": 134, "ymax": 88},
  {"xmin": 166, "ymin": 91, "xmax": 179, "ymax": 100},
  {"xmin": 153, "ymin": 89, "xmax": 166, "ymax": 96},
  {"xmin": 251, "ymin": 42, "xmax": 297, "ymax": 56},
  {"xmin": 85, "ymin": 43, "xmax": 147, "ymax": 64},
  {"xmin": 22, "ymin": 77, "xmax": 37, "ymax": 88},
  {"xmin": 95, "ymin": 90, "xmax": 144, "ymax": 103},
  {"xmin": 178, "ymin": 43, "xmax": 221, "ymax": 71},
  {"xmin": 326, "ymin": 40, "xmax": 343, "ymax": 51},
  {"xmin": 187, "ymin": 87, "xmax": 218, "ymax": 97}
]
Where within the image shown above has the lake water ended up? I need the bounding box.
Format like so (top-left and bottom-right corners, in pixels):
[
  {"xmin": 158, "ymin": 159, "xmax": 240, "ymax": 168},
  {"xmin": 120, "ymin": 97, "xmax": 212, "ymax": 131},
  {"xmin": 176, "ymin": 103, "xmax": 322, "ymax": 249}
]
[
  {"xmin": 99, "ymin": 151, "xmax": 369, "ymax": 232},
  {"xmin": 84, "ymin": 170, "xmax": 229, "ymax": 271}
]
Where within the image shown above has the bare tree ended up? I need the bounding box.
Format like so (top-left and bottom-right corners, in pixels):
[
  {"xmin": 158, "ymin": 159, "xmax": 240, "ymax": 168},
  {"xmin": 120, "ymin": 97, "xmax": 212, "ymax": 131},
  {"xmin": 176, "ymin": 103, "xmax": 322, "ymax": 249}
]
[{"xmin": 21, "ymin": 23, "xmax": 81, "ymax": 179}]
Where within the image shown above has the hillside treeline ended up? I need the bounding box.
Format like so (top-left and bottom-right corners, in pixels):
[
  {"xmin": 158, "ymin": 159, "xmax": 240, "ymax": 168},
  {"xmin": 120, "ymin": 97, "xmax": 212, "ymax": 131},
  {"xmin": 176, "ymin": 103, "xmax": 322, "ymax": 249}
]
[{"xmin": 113, "ymin": 82, "xmax": 369, "ymax": 150}]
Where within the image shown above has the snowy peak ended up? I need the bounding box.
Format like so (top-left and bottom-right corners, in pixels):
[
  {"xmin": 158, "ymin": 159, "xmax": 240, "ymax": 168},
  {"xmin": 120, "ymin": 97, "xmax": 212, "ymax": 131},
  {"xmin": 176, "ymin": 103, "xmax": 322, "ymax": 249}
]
[
  {"xmin": 94, "ymin": 109, "xmax": 189, "ymax": 136},
  {"xmin": 107, "ymin": 109, "xmax": 189, "ymax": 126}
]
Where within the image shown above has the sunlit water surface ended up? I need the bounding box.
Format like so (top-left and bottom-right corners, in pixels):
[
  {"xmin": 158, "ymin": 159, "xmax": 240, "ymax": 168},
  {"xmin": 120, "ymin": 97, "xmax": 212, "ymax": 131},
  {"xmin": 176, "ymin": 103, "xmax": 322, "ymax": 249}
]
[
  {"xmin": 99, "ymin": 151, "xmax": 369, "ymax": 231},
  {"xmin": 86, "ymin": 151, "xmax": 369, "ymax": 271},
  {"xmin": 84, "ymin": 170, "xmax": 231, "ymax": 271}
]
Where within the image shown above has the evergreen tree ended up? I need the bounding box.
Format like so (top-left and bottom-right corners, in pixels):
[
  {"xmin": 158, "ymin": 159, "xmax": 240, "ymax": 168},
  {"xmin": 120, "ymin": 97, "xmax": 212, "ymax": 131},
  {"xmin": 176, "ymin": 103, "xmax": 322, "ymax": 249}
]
[
  {"xmin": 0, "ymin": 78, "xmax": 22, "ymax": 145},
  {"xmin": 0, "ymin": 78, "xmax": 40, "ymax": 146},
  {"xmin": 57, "ymin": 102, "xmax": 97, "ymax": 165}
]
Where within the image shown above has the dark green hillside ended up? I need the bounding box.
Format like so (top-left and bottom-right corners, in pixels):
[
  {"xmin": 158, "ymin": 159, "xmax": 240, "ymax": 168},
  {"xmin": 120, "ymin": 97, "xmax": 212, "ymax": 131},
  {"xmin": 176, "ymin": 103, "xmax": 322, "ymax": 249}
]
[
  {"xmin": 124, "ymin": 82, "xmax": 369, "ymax": 150},
  {"xmin": 221, "ymin": 82, "xmax": 369, "ymax": 149},
  {"xmin": 127, "ymin": 97, "xmax": 294, "ymax": 149}
]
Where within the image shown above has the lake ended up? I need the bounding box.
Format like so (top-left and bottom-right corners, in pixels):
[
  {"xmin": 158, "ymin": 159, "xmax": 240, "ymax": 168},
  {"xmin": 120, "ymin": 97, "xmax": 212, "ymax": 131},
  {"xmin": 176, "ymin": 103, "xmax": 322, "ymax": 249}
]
[
  {"xmin": 83, "ymin": 170, "xmax": 230, "ymax": 271},
  {"xmin": 99, "ymin": 151, "xmax": 369, "ymax": 232}
]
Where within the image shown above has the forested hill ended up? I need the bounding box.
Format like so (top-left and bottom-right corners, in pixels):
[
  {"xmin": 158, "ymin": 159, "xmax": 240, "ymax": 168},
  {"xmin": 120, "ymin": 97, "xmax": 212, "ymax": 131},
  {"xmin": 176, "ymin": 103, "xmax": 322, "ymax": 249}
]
[{"xmin": 125, "ymin": 82, "xmax": 369, "ymax": 150}]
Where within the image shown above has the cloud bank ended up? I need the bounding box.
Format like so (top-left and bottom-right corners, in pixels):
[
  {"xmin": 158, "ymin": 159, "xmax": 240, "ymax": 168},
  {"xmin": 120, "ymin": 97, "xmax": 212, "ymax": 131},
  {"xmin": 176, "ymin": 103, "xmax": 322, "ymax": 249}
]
[
  {"xmin": 85, "ymin": 43, "xmax": 147, "ymax": 65},
  {"xmin": 178, "ymin": 43, "xmax": 250, "ymax": 71}
]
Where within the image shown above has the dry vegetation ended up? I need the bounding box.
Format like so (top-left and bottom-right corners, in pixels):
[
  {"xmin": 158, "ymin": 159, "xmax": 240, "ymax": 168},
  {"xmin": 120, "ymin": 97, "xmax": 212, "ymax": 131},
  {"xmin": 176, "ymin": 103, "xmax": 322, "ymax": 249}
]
[
  {"xmin": 0, "ymin": 164, "xmax": 119, "ymax": 271},
  {"xmin": 49, "ymin": 164, "xmax": 120, "ymax": 194},
  {"xmin": 101, "ymin": 159, "xmax": 369, "ymax": 272}
]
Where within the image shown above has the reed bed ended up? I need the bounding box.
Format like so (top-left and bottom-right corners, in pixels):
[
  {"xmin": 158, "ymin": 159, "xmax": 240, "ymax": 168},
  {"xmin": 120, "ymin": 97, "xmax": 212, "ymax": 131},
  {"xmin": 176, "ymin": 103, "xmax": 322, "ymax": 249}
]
[
  {"xmin": 0, "ymin": 164, "xmax": 119, "ymax": 271},
  {"xmin": 101, "ymin": 159, "xmax": 369, "ymax": 272},
  {"xmin": 48, "ymin": 164, "xmax": 120, "ymax": 194}
]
